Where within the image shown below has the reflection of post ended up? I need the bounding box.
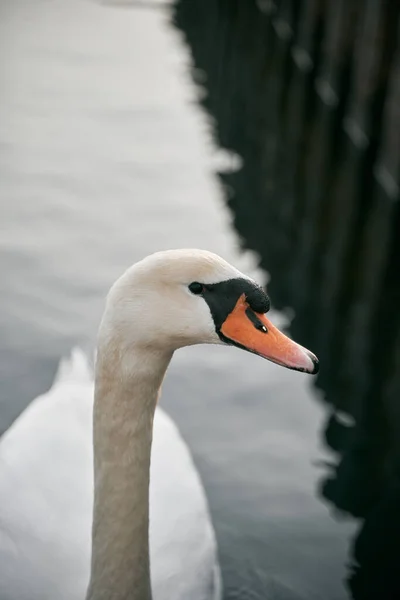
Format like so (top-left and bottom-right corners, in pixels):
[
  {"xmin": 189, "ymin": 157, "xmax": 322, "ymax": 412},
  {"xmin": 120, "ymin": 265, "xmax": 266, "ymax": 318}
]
[
  {"xmin": 174, "ymin": 0, "xmax": 400, "ymax": 597},
  {"xmin": 347, "ymin": 324, "xmax": 400, "ymax": 600},
  {"xmin": 317, "ymin": 0, "xmax": 396, "ymax": 396},
  {"xmin": 320, "ymin": 32, "xmax": 400, "ymax": 594},
  {"xmin": 320, "ymin": 28, "xmax": 400, "ymax": 598},
  {"xmin": 288, "ymin": 0, "xmax": 356, "ymax": 317},
  {"xmin": 383, "ymin": 326, "xmax": 400, "ymax": 466},
  {"xmin": 257, "ymin": 0, "xmax": 296, "ymax": 256},
  {"xmin": 336, "ymin": 21, "xmax": 400, "ymax": 415},
  {"xmin": 279, "ymin": 0, "xmax": 323, "ymax": 294},
  {"xmin": 313, "ymin": 0, "xmax": 400, "ymax": 403}
]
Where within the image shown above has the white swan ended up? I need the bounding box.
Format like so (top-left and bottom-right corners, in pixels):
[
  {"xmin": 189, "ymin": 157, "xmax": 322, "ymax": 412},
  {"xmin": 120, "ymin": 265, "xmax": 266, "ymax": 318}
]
[{"xmin": 0, "ymin": 249, "xmax": 318, "ymax": 600}]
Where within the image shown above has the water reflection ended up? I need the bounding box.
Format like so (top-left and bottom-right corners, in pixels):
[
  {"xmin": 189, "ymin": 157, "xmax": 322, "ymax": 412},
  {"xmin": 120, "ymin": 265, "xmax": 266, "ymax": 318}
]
[{"xmin": 173, "ymin": 0, "xmax": 400, "ymax": 598}]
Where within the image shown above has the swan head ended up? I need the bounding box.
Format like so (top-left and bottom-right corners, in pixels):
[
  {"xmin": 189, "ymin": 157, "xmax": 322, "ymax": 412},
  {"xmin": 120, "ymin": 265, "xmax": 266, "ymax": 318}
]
[{"xmin": 102, "ymin": 249, "xmax": 318, "ymax": 374}]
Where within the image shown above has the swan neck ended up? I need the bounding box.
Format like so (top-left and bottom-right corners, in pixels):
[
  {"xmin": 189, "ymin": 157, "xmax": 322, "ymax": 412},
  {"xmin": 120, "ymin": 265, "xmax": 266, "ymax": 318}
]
[{"xmin": 86, "ymin": 343, "xmax": 172, "ymax": 600}]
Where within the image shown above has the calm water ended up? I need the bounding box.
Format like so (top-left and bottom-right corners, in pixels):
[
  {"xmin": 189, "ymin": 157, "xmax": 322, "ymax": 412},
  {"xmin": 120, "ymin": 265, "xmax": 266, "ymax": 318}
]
[{"xmin": 1, "ymin": 1, "xmax": 357, "ymax": 599}]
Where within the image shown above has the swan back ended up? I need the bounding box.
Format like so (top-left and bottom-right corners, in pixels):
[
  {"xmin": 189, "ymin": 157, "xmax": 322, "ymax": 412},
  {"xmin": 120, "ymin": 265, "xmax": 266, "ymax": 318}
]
[{"xmin": 0, "ymin": 349, "xmax": 94, "ymax": 600}]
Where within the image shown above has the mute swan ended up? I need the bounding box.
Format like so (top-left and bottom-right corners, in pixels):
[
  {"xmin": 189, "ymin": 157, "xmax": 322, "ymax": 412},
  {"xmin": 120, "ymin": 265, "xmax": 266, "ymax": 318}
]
[{"xmin": 0, "ymin": 249, "xmax": 318, "ymax": 600}]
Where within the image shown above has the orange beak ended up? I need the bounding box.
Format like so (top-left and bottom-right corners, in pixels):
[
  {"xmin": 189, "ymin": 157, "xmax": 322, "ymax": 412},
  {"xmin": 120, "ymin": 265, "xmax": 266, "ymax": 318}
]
[{"xmin": 220, "ymin": 295, "xmax": 318, "ymax": 374}]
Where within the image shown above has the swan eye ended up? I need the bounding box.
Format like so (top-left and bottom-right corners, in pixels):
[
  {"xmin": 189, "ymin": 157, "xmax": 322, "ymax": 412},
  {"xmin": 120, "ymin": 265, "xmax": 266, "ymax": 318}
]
[{"xmin": 189, "ymin": 282, "xmax": 204, "ymax": 295}]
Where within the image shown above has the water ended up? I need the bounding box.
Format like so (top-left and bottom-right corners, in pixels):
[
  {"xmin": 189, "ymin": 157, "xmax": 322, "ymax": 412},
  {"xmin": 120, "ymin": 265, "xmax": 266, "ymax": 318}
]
[{"xmin": 0, "ymin": 1, "xmax": 363, "ymax": 599}]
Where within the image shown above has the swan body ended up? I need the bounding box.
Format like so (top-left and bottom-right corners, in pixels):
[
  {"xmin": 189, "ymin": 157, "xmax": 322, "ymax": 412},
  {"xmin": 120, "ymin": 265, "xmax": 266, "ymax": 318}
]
[
  {"xmin": 0, "ymin": 349, "xmax": 220, "ymax": 600},
  {"xmin": 0, "ymin": 249, "xmax": 318, "ymax": 600}
]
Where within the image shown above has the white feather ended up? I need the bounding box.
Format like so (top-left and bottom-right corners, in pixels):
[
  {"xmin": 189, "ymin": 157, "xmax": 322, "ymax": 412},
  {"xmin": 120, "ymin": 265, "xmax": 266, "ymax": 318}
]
[{"xmin": 0, "ymin": 348, "xmax": 221, "ymax": 600}]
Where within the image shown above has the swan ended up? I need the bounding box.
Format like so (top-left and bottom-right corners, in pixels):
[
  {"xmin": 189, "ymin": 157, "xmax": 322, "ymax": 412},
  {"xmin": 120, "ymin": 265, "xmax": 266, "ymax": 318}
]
[{"xmin": 0, "ymin": 249, "xmax": 318, "ymax": 600}]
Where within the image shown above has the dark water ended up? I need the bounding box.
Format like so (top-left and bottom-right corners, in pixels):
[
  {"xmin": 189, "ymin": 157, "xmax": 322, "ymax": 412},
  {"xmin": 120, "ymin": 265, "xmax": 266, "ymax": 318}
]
[
  {"xmin": 173, "ymin": 1, "xmax": 400, "ymax": 599},
  {"xmin": 1, "ymin": 1, "xmax": 397, "ymax": 600}
]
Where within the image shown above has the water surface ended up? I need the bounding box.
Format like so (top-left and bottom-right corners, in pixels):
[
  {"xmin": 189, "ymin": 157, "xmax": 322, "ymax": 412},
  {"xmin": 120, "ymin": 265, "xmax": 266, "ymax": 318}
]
[{"xmin": 1, "ymin": 1, "xmax": 357, "ymax": 599}]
